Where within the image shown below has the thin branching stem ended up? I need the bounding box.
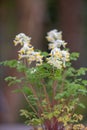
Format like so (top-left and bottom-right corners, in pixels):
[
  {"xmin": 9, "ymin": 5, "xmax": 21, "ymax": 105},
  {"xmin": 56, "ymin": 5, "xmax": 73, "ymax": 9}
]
[
  {"xmin": 41, "ymin": 79, "xmax": 51, "ymax": 110},
  {"xmin": 28, "ymin": 83, "xmax": 44, "ymax": 112},
  {"xmin": 59, "ymin": 70, "xmax": 66, "ymax": 93},
  {"xmin": 52, "ymin": 80, "xmax": 58, "ymax": 105},
  {"xmin": 23, "ymin": 62, "xmax": 44, "ymax": 113},
  {"xmin": 18, "ymin": 86, "xmax": 39, "ymax": 117}
]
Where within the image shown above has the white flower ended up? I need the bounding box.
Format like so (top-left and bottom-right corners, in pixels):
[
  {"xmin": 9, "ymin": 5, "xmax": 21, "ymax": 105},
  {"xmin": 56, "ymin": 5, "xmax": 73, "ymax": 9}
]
[
  {"xmin": 47, "ymin": 48, "xmax": 70, "ymax": 69},
  {"xmin": 46, "ymin": 29, "xmax": 62, "ymax": 43},
  {"xmin": 61, "ymin": 50, "xmax": 70, "ymax": 61},
  {"xmin": 18, "ymin": 54, "xmax": 29, "ymax": 60},
  {"xmin": 18, "ymin": 44, "xmax": 30, "ymax": 54},
  {"xmin": 48, "ymin": 40, "xmax": 66, "ymax": 50},
  {"xmin": 18, "ymin": 44, "xmax": 34, "ymax": 54},
  {"xmin": 50, "ymin": 48, "xmax": 62, "ymax": 59},
  {"xmin": 14, "ymin": 33, "xmax": 31, "ymax": 46},
  {"xmin": 61, "ymin": 50, "xmax": 70, "ymax": 67},
  {"xmin": 46, "ymin": 29, "xmax": 67, "ymax": 50},
  {"xmin": 28, "ymin": 55, "xmax": 36, "ymax": 64},
  {"xmin": 32, "ymin": 52, "xmax": 43, "ymax": 65},
  {"xmin": 47, "ymin": 57, "xmax": 62, "ymax": 69}
]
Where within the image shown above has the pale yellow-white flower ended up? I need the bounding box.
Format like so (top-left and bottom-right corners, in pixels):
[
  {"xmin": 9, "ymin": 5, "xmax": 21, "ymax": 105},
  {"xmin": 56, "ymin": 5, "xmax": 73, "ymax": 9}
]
[
  {"xmin": 18, "ymin": 54, "xmax": 29, "ymax": 60},
  {"xmin": 18, "ymin": 44, "xmax": 33, "ymax": 54},
  {"xmin": 47, "ymin": 57, "xmax": 62, "ymax": 69},
  {"xmin": 13, "ymin": 33, "xmax": 31, "ymax": 46},
  {"xmin": 27, "ymin": 55, "xmax": 36, "ymax": 64},
  {"xmin": 46, "ymin": 29, "xmax": 62, "ymax": 43},
  {"xmin": 61, "ymin": 50, "xmax": 70, "ymax": 67},
  {"xmin": 32, "ymin": 52, "xmax": 43, "ymax": 66},
  {"xmin": 50, "ymin": 48, "xmax": 62, "ymax": 59},
  {"xmin": 61, "ymin": 50, "xmax": 70, "ymax": 61},
  {"xmin": 48, "ymin": 40, "xmax": 67, "ymax": 50}
]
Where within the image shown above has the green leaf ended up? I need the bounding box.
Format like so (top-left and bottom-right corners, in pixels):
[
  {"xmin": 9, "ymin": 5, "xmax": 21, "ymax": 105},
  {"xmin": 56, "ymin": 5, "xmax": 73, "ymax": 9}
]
[
  {"xmin": 77, "ymin": 68, "xmax": 87, "ymax": 76},
  {"xmin": 5, "ymin": 76, "xmax": 21, "ymax": 86},
  {"xmin": 20, "ymin": 109, "xmax": 30, "ymax": 118},
  {"xmin": 1, "ymin": 60, "xmax": 18, "ymax": 68},
  {"xmin": 82, "ymin": 80, "xmax": 87, "ymax": 86},
  {"xmin": 65, "ymin": 67, "xmax": 75, "ymax": 77},
  {"xmin": 55, "ymin": 92, "xmax": 67, "ymax": 100},
  {"xmin": 70, "ymin": 52, "xmax": 79, "ymax": 61},
  {"xmin": 17, "ymin": 62, "xmax": 27, "ymax": 72},
  {"xmin": 22, "ymin": 86, "xmax": 32, "ymax": 95}
]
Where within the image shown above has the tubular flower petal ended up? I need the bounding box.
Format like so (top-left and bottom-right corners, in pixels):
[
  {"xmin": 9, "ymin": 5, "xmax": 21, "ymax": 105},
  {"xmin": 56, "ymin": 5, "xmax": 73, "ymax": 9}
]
[
  {"xmin": 50, "ymin": 48, "xmax": 62, "ymax": 59},
  {"xmin": 46, "ymin": 29, "xmax": 62, "ymax": 42},
  {"xmin": 13, "ymin": 33, "xmax": 31, "ymax": 46},
  {"xmin": 61, "ymin": 50, "xmax": 70, "ymax": 68},
  {"xmin": 18, "ymin": 44, "xmax": 34, "ymax": 55},
  {"xmin": 48, "ymin": 40, "xmax": 65, "ymax": 49},
  {"xmin": 31, "ymin": 52, "xmax": 43, "ymax": 66},
  {"xmin": 47, "ymin": 57, "xmax": 62, "ymax": 69}
]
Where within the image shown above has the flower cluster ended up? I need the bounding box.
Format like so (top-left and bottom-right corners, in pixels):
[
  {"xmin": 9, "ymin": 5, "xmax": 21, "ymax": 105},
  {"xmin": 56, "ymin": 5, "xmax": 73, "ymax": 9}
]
[
  {"xmin": 13, "ymin": 33, "xmax": 43, "ymax": 66},
  {"xmin": 13, "ymin": 29, "xmax": 70, "ymax": 69},
  {"xmin": 46, "ymin": 29, "xmax": 70, "ymax": 69}
]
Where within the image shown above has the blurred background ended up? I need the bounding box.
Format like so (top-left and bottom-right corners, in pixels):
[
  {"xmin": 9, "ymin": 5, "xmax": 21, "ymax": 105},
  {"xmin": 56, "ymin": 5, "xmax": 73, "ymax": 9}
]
[{"xmin": 0, "ymin": 0, "xmax": 87, "ymax": 124}]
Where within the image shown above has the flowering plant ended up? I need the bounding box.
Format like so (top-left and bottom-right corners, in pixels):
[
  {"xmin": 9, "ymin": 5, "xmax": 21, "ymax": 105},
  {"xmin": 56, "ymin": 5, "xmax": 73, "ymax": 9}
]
[{"xmin": 1, "ymin": 29, "xmax": 87, "ymax": 130}]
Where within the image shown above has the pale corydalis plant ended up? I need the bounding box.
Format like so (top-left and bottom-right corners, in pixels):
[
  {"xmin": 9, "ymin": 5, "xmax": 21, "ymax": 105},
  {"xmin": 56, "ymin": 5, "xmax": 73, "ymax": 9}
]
[{"xmin": 3, "ymin": 29, "xmax": 87, "ymax": 128}]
